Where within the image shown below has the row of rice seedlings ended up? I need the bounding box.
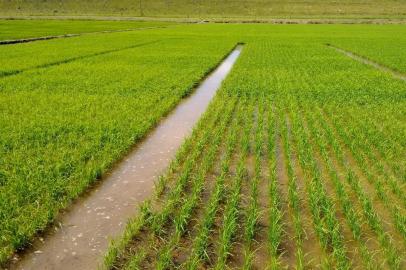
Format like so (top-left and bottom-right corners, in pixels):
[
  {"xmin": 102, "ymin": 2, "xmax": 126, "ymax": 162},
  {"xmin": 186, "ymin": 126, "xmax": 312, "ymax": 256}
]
[
  {"xmin": 344, "ymin": 155, "xmax": 402, "ymax": 269},
  {"xmin": 242, "ymin": 96, "xmax": 265, "ymax": 269},
  {"xmin": 149, "ymin": 99, "xmax": 237, "ymax": 236},
  {"xmin": 104, "ymin": 101, "xmax": 225, "ymax": 268},
  {"xmin": 322, "ymin": 106, "xmax": 406, "ymax": 244},
  {"xmin": 326, "ymin": 106, "xmax": 405, "ymax": 205},
  {"xmin": 363, "ymin": 121, "xmax": 406, "ymax": 182},
  {"xmin": 155, "ymin": 96, "xmax": 228, "ymax": 196},
  {"xmin": 338, "ymin": 110, "xmax": 406, "ymax": 213},
  {"xmin": 336, "ymin": 112, "xmax": 406, "ymax": 240},
  {"xmin": 313, "ymin": 106, "xmax": 402, "ymax": 269},
  {"xmin": 300, "ymin": 104, "xmax": 377, "ymax": 269},
  {"xmin": 214, "ymin": 98, "xmax": 254, "ymax": 269},
  {"xmin": 183, "ymin": 97, "xmax": 244, "ymax": 269},
  {"xmin": 288, "ymin": 102, "xmax": 350, "ymax": 269},
  {"xmin": 103, "ymin": 201, "xmax": 152, "ymax": 269},
  {"xmin": 350, "ymin": 116, "xmax": 406, "ymax": 199},
  {"xmin": 326, "ymin": 106, "xmax": 406, "ymax": 180},
  {"xmin": 120, "ymin": 98, "xmax": 236, "ymax": 269},
  {"xmin": 278, "ymin": 108, "xmax": 305, "ymax": 269},
  {"xmin": 336, "ymin": 107, "xmax": 405, "ymax": 181},
  {"xmin": 266, "ymin": 98, "xmax": 283, "ymax": 269},
  {"xmin": 124, "ymin": 100, "xmax": 236, "ymax": 269},
  {"xmin": 214, "ymin": 155, "xmax": 246, "ymax": 269},
  {"xmin": 372, "ymin": 161, "xmax": 406, "ymax": 209},
  {"xmin": 103, "ymin": 99, "xmax": 237, "ymax": 269},
  {"xmin": 154, "ymin": 98, "xmax": 238, "ymax": 269}
]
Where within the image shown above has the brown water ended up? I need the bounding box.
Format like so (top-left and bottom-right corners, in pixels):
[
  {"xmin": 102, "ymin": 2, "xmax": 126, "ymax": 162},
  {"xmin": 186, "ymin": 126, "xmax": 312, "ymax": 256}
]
[
  {"xmin": 327, "ymin": 44, "xmax": 406, "ymax": 81},
  {"xmin": 9, "ymin": 45, "xmax": 242, "ymax": 270}
]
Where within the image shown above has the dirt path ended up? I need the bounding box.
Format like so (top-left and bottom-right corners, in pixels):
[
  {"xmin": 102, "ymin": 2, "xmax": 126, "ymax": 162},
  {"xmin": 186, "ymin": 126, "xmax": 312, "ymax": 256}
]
[{"xmin": 7, "ymin": 45, "xmax": 243, "ymax": 270}]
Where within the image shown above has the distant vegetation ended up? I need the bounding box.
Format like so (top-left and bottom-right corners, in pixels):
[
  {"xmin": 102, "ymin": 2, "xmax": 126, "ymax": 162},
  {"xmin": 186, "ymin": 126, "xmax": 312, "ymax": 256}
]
[{"xmin": 0, "ymin": 0, "xmax": 405, "ymax": 19}]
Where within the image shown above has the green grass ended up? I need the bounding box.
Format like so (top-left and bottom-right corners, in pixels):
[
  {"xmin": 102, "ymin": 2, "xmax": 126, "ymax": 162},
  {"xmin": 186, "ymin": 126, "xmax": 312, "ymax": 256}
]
[
  {"xmin": 1, "ymin": 0, "xmax": 406, "ymax": 19},
  {"xmin": 103, "ymin": 24, "xmax": 406, "ymax": 269},
  {"xmin": 0, "ymin": 19, "xmax": 172, "ymax": 41}
]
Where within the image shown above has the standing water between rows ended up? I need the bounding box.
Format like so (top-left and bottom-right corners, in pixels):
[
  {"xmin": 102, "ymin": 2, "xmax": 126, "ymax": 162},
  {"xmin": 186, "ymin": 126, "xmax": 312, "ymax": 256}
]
[{"xmin": 10, "ymin": 44, "xmax": 243, "ymax": 270}]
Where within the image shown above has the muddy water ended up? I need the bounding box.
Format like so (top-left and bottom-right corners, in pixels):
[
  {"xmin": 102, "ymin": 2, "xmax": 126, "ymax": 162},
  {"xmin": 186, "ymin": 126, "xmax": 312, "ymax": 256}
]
[
  {"xmin": 9, "ymin": 45, "xmax": 242, "ymax": 270},
  {"xmin": 327, "ymin": 44, "xmax": 406, "ymax": 81}
]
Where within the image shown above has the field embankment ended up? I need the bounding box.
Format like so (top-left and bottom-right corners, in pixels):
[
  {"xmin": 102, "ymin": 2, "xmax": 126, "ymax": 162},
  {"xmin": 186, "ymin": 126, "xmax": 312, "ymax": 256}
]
[{"xmin": 0, "ymin": 0, "xmax": 406, "ymax": 20}]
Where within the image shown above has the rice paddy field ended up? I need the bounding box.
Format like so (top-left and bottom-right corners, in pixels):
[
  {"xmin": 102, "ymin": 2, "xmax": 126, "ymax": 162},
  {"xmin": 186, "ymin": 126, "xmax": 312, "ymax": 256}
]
[
  {"xmin": 0, "ymin": 22, "xmax": 405, "ymax": 269},
  {"xmin": 0, "ymin": 20, "xmax": 172, "ymax": 41}
]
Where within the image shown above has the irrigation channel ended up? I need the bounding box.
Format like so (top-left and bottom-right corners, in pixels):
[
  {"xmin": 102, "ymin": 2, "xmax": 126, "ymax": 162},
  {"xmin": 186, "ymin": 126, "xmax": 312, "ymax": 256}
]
[{"xmin": 9, "ymin": 45, "xmax": 243, "ymax": 270}]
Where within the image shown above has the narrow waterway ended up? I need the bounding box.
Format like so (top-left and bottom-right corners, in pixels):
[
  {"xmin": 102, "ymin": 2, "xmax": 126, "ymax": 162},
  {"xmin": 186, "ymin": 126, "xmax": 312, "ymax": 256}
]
[{"xmin": 10, "ymin": 44, "xmax": 243, "ymax": 270}]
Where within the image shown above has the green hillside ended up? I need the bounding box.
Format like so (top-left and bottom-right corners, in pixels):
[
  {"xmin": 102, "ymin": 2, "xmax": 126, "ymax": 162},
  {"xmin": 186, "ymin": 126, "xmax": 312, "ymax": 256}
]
[{"xmin": 0, "ymin": 0, "xmax": 405, "ymax": 19}]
